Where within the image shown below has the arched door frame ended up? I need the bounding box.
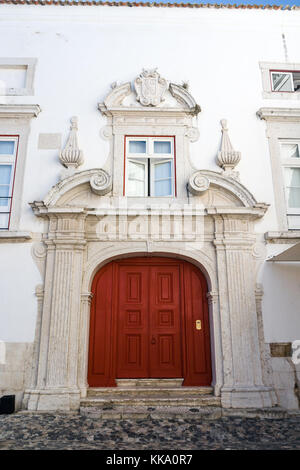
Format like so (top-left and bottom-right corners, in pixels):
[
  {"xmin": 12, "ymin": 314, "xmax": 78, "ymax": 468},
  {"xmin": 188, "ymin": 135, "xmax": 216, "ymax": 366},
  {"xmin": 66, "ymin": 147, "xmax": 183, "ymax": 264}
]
[{"xmin": 78, "ymin": 246, "xmax": 223, "ymax": 398}]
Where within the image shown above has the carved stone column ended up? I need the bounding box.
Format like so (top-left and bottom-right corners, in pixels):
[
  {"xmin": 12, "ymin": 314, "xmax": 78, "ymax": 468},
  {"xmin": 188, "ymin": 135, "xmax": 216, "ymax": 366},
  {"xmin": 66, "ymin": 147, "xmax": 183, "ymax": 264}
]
[
  {"xmin": 26, "ymin": 208, "xmax": 87, "ymax": 411},
  {"xmin": 211, "ymin": 211, "xmax": 274, "ymax": 408},
  {"xmin": 77, "ymin": 292, "xmax": 93, "ymax": 398},
  {"xmin": 207, "ymin": 291, "xmax": 223, "ymax": 397}
]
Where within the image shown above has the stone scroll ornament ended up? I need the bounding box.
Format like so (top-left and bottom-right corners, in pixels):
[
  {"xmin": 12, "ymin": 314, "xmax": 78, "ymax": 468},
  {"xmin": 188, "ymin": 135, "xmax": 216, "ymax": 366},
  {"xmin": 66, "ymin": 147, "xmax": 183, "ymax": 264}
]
[
  {"xmin": 188, "ymin": 172, "xmax": 210, "ymax": 195},
  {"xmin": 90, "ymin": 169, "xmax": 112, "ymax": 196},
  {"xmin": 134, "ymin": 69, "xmax": 168, "ymax": 106}
]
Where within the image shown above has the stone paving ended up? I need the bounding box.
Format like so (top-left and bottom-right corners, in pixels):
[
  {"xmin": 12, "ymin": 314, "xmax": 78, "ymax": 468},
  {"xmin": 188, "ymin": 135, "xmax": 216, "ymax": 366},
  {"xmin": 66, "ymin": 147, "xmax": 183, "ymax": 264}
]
[{"xmin": 0, "ymin": 412, "xmax": 299, "ymax": 450}]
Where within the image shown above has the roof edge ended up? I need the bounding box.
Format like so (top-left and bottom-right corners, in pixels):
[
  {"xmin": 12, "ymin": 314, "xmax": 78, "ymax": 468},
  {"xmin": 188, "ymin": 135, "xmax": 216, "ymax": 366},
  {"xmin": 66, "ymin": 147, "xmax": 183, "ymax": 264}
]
[{"xmin": 0, "ymin": 1, "xmax": 299, "ymax": 10}]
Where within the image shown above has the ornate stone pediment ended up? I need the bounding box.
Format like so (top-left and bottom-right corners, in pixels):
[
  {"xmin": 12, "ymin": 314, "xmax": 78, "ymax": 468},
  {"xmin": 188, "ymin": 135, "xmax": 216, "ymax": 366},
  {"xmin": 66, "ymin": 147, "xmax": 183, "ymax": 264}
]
[{"xmin": 99, "ymin": 69, "xmax": 200, "ymax": 115}]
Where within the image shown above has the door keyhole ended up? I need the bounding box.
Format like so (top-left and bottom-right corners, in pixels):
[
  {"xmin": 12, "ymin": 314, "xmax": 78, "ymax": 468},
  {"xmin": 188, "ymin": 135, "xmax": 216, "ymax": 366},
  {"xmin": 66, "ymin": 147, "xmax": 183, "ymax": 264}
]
[{"xmin": 151, "ymin": 336, "xmax": 156, "ymax": 345}]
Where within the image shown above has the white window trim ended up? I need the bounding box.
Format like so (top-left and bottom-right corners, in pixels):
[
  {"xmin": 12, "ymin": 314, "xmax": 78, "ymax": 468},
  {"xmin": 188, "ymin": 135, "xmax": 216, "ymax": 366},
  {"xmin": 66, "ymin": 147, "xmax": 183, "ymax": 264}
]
[
  {"xmin": 280, "ymin": 140, "xmax": 300, "ymax": 217},
  {"xmin": 0, "ymin": 136, "xmax": 18, "ymax": 230},
  {"xmin": 125, "ymin": 136, "xmax": 175, "ymax": 197},
  {"xmin": 0, "ymin": 58, "xmax": 37, "ymax": 96},
  {"xmin": 258, "ymin": 107, "xmax": 300, "ymax": 231},
  {"xmin": 260, "ymin": 62, "xmax": 300, "ymax": 100},
  {"xmin": 0, "ymin": 104, "xmax": 41, "ymax": 236}
]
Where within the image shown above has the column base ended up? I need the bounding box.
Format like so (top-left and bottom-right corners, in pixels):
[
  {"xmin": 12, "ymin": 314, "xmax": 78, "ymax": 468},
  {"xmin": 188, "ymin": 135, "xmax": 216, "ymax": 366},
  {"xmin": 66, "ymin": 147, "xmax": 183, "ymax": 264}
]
[
  {"xmin": 24, "ymin": 388, "xmax": 81, "ymax": 411},
  {"xmin": 221, "ymin": 386, "xmax": 274, "ymax": 408}
]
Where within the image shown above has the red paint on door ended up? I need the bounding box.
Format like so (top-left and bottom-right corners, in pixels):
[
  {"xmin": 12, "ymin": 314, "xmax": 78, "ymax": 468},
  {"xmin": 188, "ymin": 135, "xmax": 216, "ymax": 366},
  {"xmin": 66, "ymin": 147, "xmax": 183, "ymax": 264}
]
[{"xmin": 88, "ymin": 257, "xmax": 212, "ymax": 387}]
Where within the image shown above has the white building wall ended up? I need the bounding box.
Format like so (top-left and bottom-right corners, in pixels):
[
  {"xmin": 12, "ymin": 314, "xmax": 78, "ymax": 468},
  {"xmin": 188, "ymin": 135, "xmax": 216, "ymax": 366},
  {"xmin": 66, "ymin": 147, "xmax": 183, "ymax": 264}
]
[{"xmin": 0, "ymin": 5, "xmax": 299, "ymax": 347}]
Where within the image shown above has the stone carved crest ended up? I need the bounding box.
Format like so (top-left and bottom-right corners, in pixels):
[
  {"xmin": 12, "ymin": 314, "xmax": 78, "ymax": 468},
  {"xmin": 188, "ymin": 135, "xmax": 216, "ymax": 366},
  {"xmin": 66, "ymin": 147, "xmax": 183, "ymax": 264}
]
[{"xmin": 134, "ymin": 69, "xmax": 168, "ymax": 106}]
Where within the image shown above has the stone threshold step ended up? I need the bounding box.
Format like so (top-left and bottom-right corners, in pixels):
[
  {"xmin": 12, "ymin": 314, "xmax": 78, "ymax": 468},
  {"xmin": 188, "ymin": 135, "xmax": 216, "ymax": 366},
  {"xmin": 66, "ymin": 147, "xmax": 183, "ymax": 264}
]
[
  {"xmin": 81, "ymin": 396, "xmax": 220, "ymax": 407},
  {"xmin": 87, "ymin": 386, "xmax": 213, "ymax": 397}
]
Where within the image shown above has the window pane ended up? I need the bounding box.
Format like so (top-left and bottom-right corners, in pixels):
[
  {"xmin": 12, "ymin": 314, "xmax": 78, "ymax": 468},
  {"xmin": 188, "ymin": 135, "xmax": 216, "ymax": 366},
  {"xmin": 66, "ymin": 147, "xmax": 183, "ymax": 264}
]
[
  {"xmin": 0, "ymin": 185, "xmax": 10, "ymax": 206},
  {"xmin": 154, "ymin": 161, "xmax": 171, "ymax": 180},
  {"xmin": 285, "ymin": 168, "xmax": 300, "ymax": 208},
  {"xmin": 127, "ymin": 179, "xmax": 145, "ymax": 197},
  {"xmin": 127, "ymin": 161, "xmax": 145, "ymax": 196},
  {"xmin": 154, "ymin": 141, "xmax": 171, "ymax": 154},
  {"xmin": 272, "ymin": 73, "xmax": 293, "ymax": 92},
  {"xmin": 128, "ymin": 160, "xmax": 145, "ymax": 181},
  {"xmin": 0, "ymin": 165, "xmax": 12, "ymax": 184},
  {"xmin": 282, "ymin": 144, "xmax": 300, "ymax": 159},
  {"xmin": 0, "ymin": 141, "xmax": 15, "ymax": 155},
  {"xmin": 155, "ymin": 179, "xmax": 172, "ymax": 197},
  {"xmin": 0, "ymin": 213, "xmax": 9, "ymax": 229},
  {"xmin": 129, "ymin": 141, "xmax": 146, "ymax": 154}
]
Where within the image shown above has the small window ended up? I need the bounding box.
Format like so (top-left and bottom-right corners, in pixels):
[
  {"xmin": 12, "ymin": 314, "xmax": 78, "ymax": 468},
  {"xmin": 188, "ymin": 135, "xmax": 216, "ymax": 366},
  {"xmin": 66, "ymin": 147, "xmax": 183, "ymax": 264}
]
[
  {"xmin": 125, "ymin": 136, "xmax": 175, "ymax": 197},
  {"xmin": 271, "ymin": 70, "xmax": 300, "ymax": 93},
  {"xmin": 0, "ymin": 136, "xmax": 18, "ymax": 230},
  {"xmin": 281, "ymin": 141, "xmax": 300, "ymax": 229}
]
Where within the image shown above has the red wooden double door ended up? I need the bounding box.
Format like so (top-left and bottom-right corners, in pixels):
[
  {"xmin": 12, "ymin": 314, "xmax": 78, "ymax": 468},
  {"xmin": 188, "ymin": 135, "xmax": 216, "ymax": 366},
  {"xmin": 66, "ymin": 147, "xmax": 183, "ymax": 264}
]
[{"xmin": 88, "ymin": 257, "xmax": 212, "ymax": 387}]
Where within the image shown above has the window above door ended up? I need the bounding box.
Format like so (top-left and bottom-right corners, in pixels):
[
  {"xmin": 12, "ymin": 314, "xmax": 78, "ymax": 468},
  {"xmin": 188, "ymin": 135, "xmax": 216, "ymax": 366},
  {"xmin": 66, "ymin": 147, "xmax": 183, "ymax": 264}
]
[{"xmin": 125, "ymin": 136, "xmax": 176, "ymax": 197}]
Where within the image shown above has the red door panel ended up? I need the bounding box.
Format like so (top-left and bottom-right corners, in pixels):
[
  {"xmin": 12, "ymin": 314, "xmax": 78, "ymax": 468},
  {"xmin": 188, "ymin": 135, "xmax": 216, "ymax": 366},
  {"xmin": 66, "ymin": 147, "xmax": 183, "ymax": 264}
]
[
  {"xmin": 116, "ymin": 265, "xmax": 149, "ymax": 378},
  {"xmin": 183, "ymin": 263, "xmax": 212, "ymax": 386},
  {"xmin": 149, "ymin": 265, "xmax": 182, "ymax": 377}
]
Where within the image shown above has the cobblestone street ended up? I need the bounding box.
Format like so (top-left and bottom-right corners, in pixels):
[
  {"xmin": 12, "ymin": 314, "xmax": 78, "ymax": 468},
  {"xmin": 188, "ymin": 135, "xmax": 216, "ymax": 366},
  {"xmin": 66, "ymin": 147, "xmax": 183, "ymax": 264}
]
[{"xmin": 0, "ymin": 412, "xmax": 299, "ymax": 450}]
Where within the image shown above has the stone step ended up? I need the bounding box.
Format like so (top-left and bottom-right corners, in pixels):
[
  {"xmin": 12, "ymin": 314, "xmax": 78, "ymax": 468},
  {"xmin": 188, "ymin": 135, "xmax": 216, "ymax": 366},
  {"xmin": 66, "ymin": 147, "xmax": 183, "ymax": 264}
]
[
  {"xmin": 80, "ymin": 404, "xmax": 222, "ymax": 420},
  {"xmin": 81, "ymin": 394, "xmax": 220, "ymax": 408},
  {"xmin": 87, "ymin": 386, "xmax": 214, "ymax": 398},
  {"xmin": 116, "ymin": 378, "xmax": 184, "ymax": 388}
]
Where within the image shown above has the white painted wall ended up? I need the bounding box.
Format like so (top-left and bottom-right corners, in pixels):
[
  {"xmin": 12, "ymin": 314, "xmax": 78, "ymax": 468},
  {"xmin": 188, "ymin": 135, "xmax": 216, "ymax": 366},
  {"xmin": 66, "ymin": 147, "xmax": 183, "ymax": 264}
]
[{"xmin": 0, "ymin": 5, "xmax": 300, "ymax": 342}]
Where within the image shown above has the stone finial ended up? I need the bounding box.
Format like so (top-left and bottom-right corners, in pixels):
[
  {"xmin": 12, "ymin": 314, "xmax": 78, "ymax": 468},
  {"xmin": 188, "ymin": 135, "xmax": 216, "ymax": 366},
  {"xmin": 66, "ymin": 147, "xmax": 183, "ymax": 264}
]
[
  {"xmin": 59, "ymin": 116, "xmax": 84, "ymax": 170},
  {"xmin": 217, "ymin": 120, "xmax": 241, "ymax": 178}
]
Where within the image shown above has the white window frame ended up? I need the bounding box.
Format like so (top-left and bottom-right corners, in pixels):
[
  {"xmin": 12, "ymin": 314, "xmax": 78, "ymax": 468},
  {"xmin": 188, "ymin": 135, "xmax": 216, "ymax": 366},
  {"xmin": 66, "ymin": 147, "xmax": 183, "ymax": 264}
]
[
  {"xmin": 0, "ymin": 58, "xmax": 37, "ymax": 96},
  {"xmin": 280, "ymin": 141, "xmax": 300, "ymax": 223},
  {"xmin": 271, "ymin": 71, "xmax": 294, "ymax": 93},
  {"xmin": 260, "ymin": 62, "xmax": 300, "ymax": 100},
  {"xmin": 0, "ymin": 136, "xmax": 19, "ymax": 230},
  {"xmin": 125, "ymin": 136, "xmax": 175, "ymax": 197}
]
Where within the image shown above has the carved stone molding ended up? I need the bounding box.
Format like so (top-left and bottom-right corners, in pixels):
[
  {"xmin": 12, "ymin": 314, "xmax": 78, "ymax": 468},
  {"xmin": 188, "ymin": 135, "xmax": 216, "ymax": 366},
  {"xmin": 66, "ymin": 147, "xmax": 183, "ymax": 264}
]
[
  {"xmin": 100, "ymin": 125, "xmax": 113, "ymax": 141},
  {"xmin": 185, "ymin": 126, "xmax": 200, "ymax": 142},
  {"xmin": 169, "ymin": 83, "xmax": 200, "ymax": 113},
  {"xmin": 59, "ymin": 116, "xmax": 84, "ymax": 170},
  {"xmin": 104, "ymin": 82, "xmax": 131, "ymax": 109},
  {"xmin": 31, "ymin": 242, "xmax": 47, "ymax": 278},
  {"xmin": 90, "ymin": 169, "xmax": 112, "ymax": 196},
  {"xmin": 188, "ymin": 170, "xmax": 264, "ymax": 211},
  {"xmin": 134, "ymin": 69, "xmax": 168, "ymax": 106},
  {"xmin": 217, "ymin": 119, "xmax": 241, "ymax": 178}
]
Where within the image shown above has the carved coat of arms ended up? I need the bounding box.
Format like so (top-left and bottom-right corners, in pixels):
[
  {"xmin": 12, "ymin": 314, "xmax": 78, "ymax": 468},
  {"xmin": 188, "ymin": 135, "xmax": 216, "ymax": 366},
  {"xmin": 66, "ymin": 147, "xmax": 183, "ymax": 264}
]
[{"xmin": 134, "ymin": 69, "xmax": 168, "ymax": 106}]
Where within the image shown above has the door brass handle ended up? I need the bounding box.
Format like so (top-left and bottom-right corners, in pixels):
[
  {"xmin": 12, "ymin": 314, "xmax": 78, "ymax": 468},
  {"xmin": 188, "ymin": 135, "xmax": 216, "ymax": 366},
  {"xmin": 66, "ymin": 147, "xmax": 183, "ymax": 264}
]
[
  {"xmin": 196, "ymin": 320, "xmax": 202, "ymax": 330},
  {"xmin": 151, "ymin": 336, "xmax": 156, "ymax": 345}
]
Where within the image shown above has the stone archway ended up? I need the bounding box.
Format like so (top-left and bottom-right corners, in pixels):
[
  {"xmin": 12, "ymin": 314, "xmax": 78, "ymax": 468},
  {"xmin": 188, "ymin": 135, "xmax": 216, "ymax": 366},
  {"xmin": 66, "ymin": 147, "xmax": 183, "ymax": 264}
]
[{"xmin": 25, "ymin": 168, "xmax": 276, "ymax": 411}]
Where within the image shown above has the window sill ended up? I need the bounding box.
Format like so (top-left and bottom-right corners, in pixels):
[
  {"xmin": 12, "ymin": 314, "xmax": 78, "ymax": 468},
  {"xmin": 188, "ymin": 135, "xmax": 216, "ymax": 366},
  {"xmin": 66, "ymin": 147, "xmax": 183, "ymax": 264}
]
[
  {"xmin": 0, "ymin": 231, "xmax": 32, "ymax": 242},
  {"xmin": 265, "ymin": 231, "xmax": 300, "ymax": 243}
]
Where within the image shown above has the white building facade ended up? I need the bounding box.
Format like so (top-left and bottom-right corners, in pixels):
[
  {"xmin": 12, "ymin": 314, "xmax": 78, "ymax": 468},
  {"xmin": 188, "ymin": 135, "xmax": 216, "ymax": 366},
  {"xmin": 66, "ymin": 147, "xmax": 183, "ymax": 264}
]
[{"xmin": 0, "ymin": 2, "xmax": 300, "ymax": 412}]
